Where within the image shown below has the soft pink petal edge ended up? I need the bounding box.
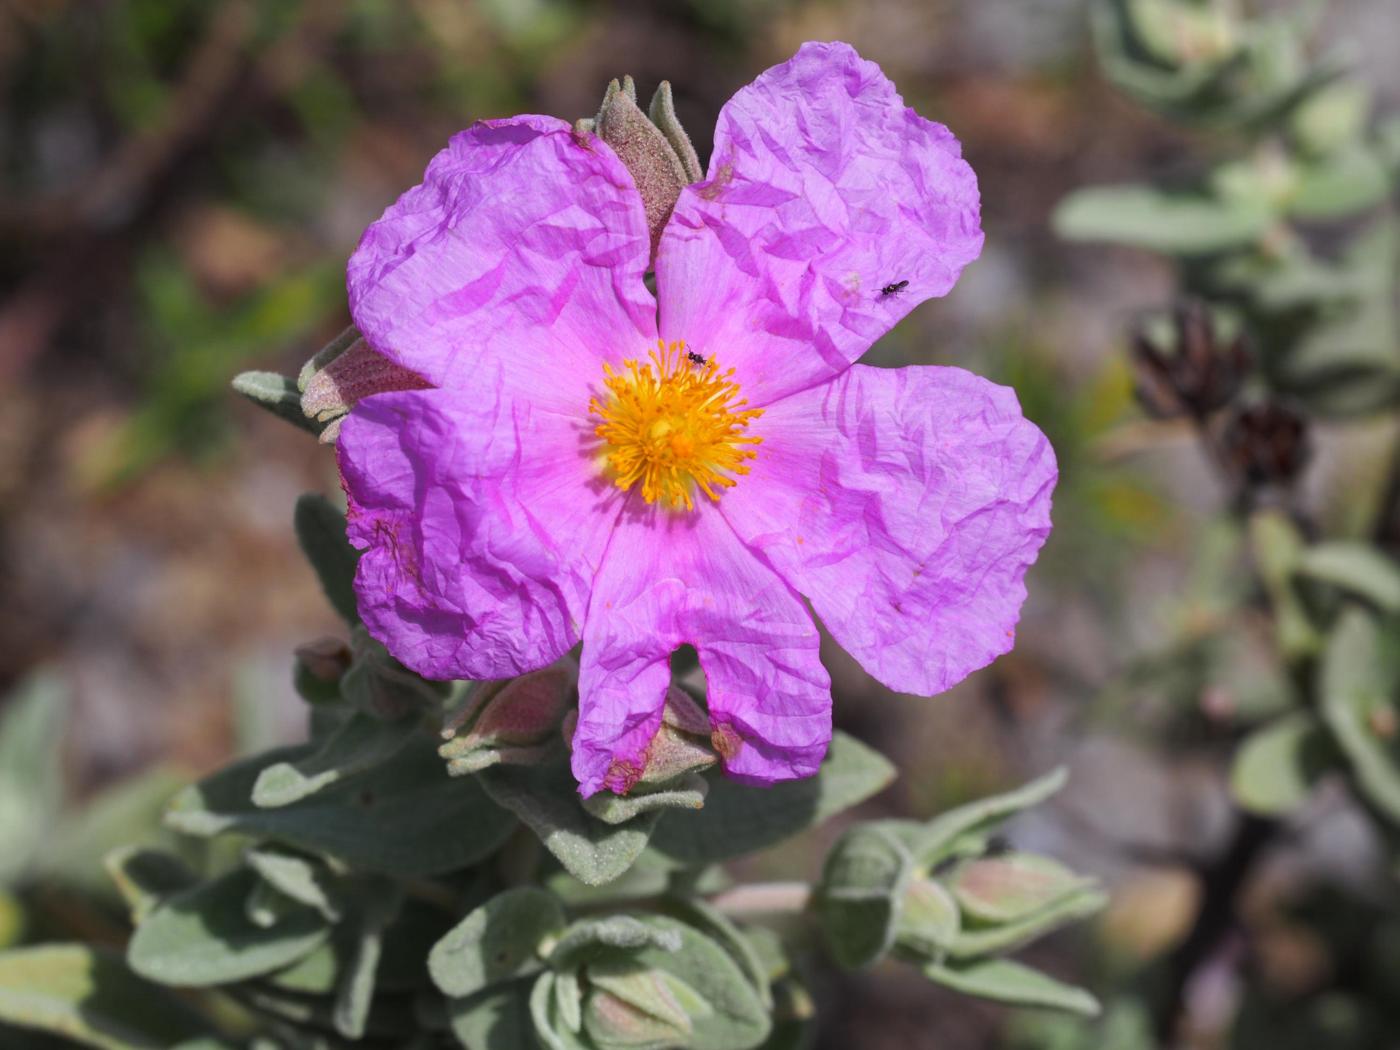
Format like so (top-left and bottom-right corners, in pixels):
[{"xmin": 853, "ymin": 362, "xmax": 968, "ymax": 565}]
[
  {"xmin": 656, "ymin": 41, "xmax": 983, "ymax": 406},
  {"xmin": 572, "ymin": 500, "xmax": 832, "ymax": 797},
  {"xmin": 721, "ymin": 364, "xmax": 1056, "ymax": 696}
]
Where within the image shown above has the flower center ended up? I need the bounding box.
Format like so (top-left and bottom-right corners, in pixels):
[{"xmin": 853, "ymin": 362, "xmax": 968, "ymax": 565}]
[{"xmin": 590, "ymin": 340, "xmax": 762, "ymax": 511}]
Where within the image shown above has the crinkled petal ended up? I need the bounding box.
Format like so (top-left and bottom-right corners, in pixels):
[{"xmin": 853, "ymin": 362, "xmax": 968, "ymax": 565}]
[
  {"xmin": 656, "ymin": 41, "xmax": 982, "ymax": 405},
  {"xmin": 348, "ymin": 115, "xmax": 657, "ymax": 400},
  {"xmin": 338, "ymin": 379, "xmax": 621, "ymax": 681},
  {"xmin": 573, "ymin": 501, "xmax": 831, "ymax": 797},
  {"xmin": 721, "ymin": 365, "xmax": 1055, "ymax": 696}
]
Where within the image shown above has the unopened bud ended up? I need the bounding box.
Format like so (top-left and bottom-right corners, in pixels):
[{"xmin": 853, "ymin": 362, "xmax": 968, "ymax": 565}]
[
  {"xmin": 582, "ymin": 77, "xmax": 697, "ymax": 266},
  {"xmin": 1221, "ymin": 399, "xmax": 1311, "ymax": 487},
  {"xmin": 439, "ymin": 662, "xmax": 576, "ymax": 775},
  {"xmin": 583, "ymin": 964, "xmax": 709, "ymax": 1049},
  {"xmin": 895, "ymin": 874, "xmax": 960, "ymax": 957},
  {"xmin": 341, "ymin": 626, "xmax": 447, "ymax": 720},
  {"xmin": 299, "ymin": 329, "xmax": 431, "ymax": 443},
  {"xmin": 568, "ymin": 687, "xmax": 719, "ymax": 796},
  {"xmin": 948, "ymin": 852, "xmax": 1091, "ymax": 924},
  {"xmin": 1131, "ymin": 301, "xmax": 1251, "ymax": 419},
  {"xmin": 293, "ymin": 637, "xmax": 352, "ymax": 703}
]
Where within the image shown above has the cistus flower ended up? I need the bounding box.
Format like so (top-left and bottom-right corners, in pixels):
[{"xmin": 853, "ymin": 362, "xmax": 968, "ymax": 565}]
[{"xmin": 337, "ymin": 42, "xmax": 1057, "ymax": 796}]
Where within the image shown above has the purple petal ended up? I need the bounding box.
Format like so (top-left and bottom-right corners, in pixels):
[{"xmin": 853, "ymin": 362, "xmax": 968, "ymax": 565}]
[
  {"xmin": 348, "ymin": 115, "xmax": 657, "ymax": 396},
  {"xmin": 721, "ymin": 365, "xmax": 1055, "ymax": 696},
  {"xmin": 656, "ymin": 42, "xmax": 982, "ymax": 406},
  {"xmin": 572, "ymin": 501, "xmax": 831, "ymax": 797},
  {"xmin": 338, "ymin": 382, "xmax": 622, "ymax": 681}
]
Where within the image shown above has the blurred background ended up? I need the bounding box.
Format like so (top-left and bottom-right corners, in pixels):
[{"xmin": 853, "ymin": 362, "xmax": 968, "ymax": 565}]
[{"xmin": 2, "ymin": 1, "xmax": 1398, "ymax": 1047}]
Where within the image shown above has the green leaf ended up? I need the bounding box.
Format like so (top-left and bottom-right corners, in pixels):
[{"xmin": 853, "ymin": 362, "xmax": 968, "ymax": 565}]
[
  {"xmin": 816, "ymin": 824, "xmax": 914, "ymax": 969},
  {"xmin": 914, "ymin": 767, "xmax": 1068, "ymax": 865},
  {"xmin": 251, "ymin": 710, "xmax": 418, "ymax": 808},
  {"xmin": 946, "ymin": 884, "xmax": 1108, "ymax": 959},
  {"xmin": 428, "ymin": 888, "xmax": 565, "ymax": 998},
  {"xmin": 103, "ymin": 847, "xmax": 197, "ymax": 924},
  {"xmin": 649, "ymin": 732, "xmax": 895, "ymax": 866},
  {"xmin": 0, "ymin": 672, "xmax": 67, "ymax": 883},
  {"xmin": 1053, "ymin": 185, "xmax": 1275, "ymax": 254},
  {"xmin": 166, "ymin": 737, "xmax": 517, "ymax": 877},
  {"xmin": 661, "ymin": 898, "xmax": 773, "ymax": 1011},
  {"xmin": 1231, "ymin": 712, "xmax": 1339, "ymax": 816},
  {"xmin": 581, "ymin": 773, "xmax": 709, "ymax": 825},
  {"xmin": 245, "ymin": 847, "xmax": 342, "ymax": 922},
  {"xmin": 449, "ymin": 980, "xmax": 536, "ymax": 1050},
  {"xmin": 1320, "ymin": 609, "xmax": 1400, "ymax": 821},
  {"xmin": 923, "ymin": 957, "xmax": 1100, "ymax": 1017},
  {"xmin": 479, "ymin": 762, "xmax": 660, "ymax": 887},
  {"xmin": 1297, "ymin": 543, "xmax": 1400, "ymax": 613},
  {"xmin": 127, "ymin": 867, "xmax": 329, "ymax": 987},
  {"xmin": 38, "ymin": 766, "xmax": 187, "ymax": 896},
  {"xmin": 948, "ymin": 853, "xmax": 1096, "ymax": 925},
  {"xmin": 294, "ymin": 493, "xmax": 360, "ymax": 624},
  {"xmin": 530, "ymin": 972, "xmax": 590, "ymax": 1050},
  {"xmin": 1250, "ymin": 511, "xmax": 1320, "ymax": 660},
  {"xmin": 1288, "ymin": 146, "xmax": 1392, "ymax": 220},
  {"xmin": 0, "ymin": 944, "xmax": 211, "ymax": 1049},
  {"xmin": 549, "ymin": 916, "xmax": 682, "ymax": 968},
  {"xmin": 230, "ymin": 371, "xmax": 319, "ymax": 435},
  {"xmin": 332, "ymin": 883, "xmax": 402, "ymax": 1040}
]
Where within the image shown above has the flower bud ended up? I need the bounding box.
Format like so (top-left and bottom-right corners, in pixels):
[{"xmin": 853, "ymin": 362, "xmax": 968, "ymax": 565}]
[
  {"xmin": 1131, "ymin": 301, "xmax": 1251, "ymax": 419},
  {"xmin": 564, "ymin": 687, "xmax": 718, "ymax": 795},
  {"xmin": 1221, "ymin": 399, "xmax": 1311, "ymax": 487},
  {"xmin": 439, "ymin": 662, "xmax": 576, "ymax": 775},
  {"xmin": 292, "ymin": 636, "xmax": 352, "ymax": 704},
  {"xmin": 340, "ymin": 626, "xmax": 447, "ymax": 719},
  {"xmin": 894, "ymin": 874, "xmax": 960, "ymax": 957},
  {"xmin": 583, "ymin": 964, "xmax": 707, "ymax": 1049}
]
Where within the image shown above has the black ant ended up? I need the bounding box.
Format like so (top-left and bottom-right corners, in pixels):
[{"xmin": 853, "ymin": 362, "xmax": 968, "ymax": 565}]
[
  {"xmin": 880, "ymin": 280, "xmax": 909, "ymax": 298},
  {"xmin": 686, "ymin": 351, "xmax": 707, "ymax": 366}
]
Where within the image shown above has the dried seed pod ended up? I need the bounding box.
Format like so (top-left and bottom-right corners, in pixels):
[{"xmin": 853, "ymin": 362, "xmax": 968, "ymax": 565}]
[
  {"xmin": 1131, "ymin": 301, "xmax": 1251, "ymax": 419},
  {"xmin": 1221, "ymin": 400, "xmax": 1311, "ymax": 487}
]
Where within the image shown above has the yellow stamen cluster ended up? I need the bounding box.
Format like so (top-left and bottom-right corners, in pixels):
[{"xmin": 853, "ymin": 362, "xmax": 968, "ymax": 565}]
[{"xmin": 590, "ymin": 341, "xmax": 762, "ymax": 511}]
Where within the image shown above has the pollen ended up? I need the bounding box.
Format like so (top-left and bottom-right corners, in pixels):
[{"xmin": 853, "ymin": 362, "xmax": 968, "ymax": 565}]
[{"xmin": 590, "ymin": 340, "xmax": 762, "ymax": 511}]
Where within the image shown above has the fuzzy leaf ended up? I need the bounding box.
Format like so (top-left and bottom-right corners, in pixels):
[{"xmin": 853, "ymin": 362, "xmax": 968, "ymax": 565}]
[
  {"xmin": 924, "ymin": 957, "xmax": 1100, "ymax": 1017},
  {"xmin": 0, "ymin": 944, "xmax": 211, "ymax": 1049},
  {"xmin": 649, "ymin": 732, "xmax": 895, "ymax": 866},
  {"xmin": 0, "ymin": 673, "xmax": 67, "ymax": 883},
  {"xmin": 294, "ymin": 493, "xmax": 360, "ymax": 625},
  {"xmin": 479, "ymin": 762, "xmax": 660, "ymax": 887},
  {"xmin": 548, "ymin": 916, "xmax": 682, "ymax": 968},
  {"xmin": 946, "ymin": 884, "xmax": 1108, "ymax": 959},
  {"xmin": 896, "ymin": 876, "xmax": 962, "ymax": 957},
  {"xmin": 165, "ymin": 737, "xmax": 516, "ymax": 877},
  {"xmin": 103, "ymin": 847, "xmax": 197, "ymax": 925},
  {"xmin": 1288, "ymin": 146, "xmax": 1391, "ymax": 221},
  {"xmin": 245, "ymin": 847, "xmax": 343, "ymax": 922},
  {"xmin": 582, "ymin": 773, "xmax": 709, "ymax": 825},
  {"xmin": 1320, "ymin": 609, "xmax": 1400, "ymax": 821},
  {"xmin": 1054, "ymin": 184, "xmax": 1274, "ymax": 254},
  {"xmin": 428, "ymin": 888, "xmax": 565, "ymax": 999},
  {"xmin": 127, "ymin": 868, "xmax": 329, "ymax": 987},
  {"xmin": 1297, "ymin": 543, "xmax": 1400, "ymax": 613},
  {"xmin": 914, "ymin": 768, "xmax": 1068, "ymax": 865},
  {"xmin": 231, "ymin": 371, "xmax": 320, "ymax": 435},
  {"xmin": 1231, "ymin": 711, "xmax": 1338, "ymax": 815},
  {"xmin": 252, "ymin": 710, "xmax": 418, "ymax": 808},
  {"xmin": 449, "ymin": 980, "xmax": 536, "ymax": 1050},
  {"xmin": 333, "ymin": 883, "xmax": 402, "ymax": 1039}
]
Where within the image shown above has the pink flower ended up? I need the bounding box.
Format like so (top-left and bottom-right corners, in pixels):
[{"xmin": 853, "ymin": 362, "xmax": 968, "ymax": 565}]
[{"xmin": 337, "ymin": 42, "xmax": 1056, "ymax": 796}]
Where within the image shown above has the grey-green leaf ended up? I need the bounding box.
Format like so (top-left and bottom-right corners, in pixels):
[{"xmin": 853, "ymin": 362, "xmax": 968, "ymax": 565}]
[
  {"xmin": 165, "ymin": 737, "xmax": 517, "ymax": 877},
  {"xmin": 581, "ymin": 773, "xmax": 708, "ymax": 825},
  {"xmin": 103, "ymin": 847, "xmax": 197, "ymax": 924},
  {"xmin": 127, "ymin": 868, "xmax": 329, "ymax": 987},
  {"xmin": 924, "ymin": 957, "xmax": 1101, "ymax": 1017},
  {"xmin": 915, "ymin": 767, "xmax": 1068, "ymax": 866},
  {"xmin": 294, "ymin": 492, "xmax": 360, "ymax": 624},
  {"xmin": 1053, "ymin": 184, "xmax": 1275, "ymax": 254},
  {"xmin": 245, "ymin": 847, "xmax": 343, "ymax": 922},
  {"xmin": 449, "ymin": 980, "xmax": 536, "ymax": 1050},
  {"xmin": 333, "ymin": 883, "xmax": 402, "ymax": 1039},
  {"xmin": 1296, "ymin": 543, "xmax": 1400, "ymax": 613},
  {"xmin": 1231, "ymin": 711, "xmax": 1338, "ymax": 816},
  {"xmin": 0, "ymin": 672, "xmax": 67, "ymax": 884},
  {"xmin": 231, "ymin": 371, "xmax": 319, "ymax": 435},
  {"xmin": 1319, "ymin": 608, "xmax": 1400, "ymax": 821},
  {"xmin": 946, "ymin": 883, "xmax": 1108, "ymax": 959},
  {"xmin": 817, "ymin": 824, "xmax": 914, "ymax": 969},
  {"xmin": 429, "ymin": 887, "xmax": 565, "ymax": 998},
  {"xmin": 480, "ymin": 762, "xmax": 660, "ymax": 887},
  {"xmin": 0, "ymin": 944, "xmax": 212, "ymax": 1049},
  {"xmin": 649, "ymin": 732, "xmax": 895, "ymax": 866},
  {"xmin": 252, "ymin": 710, "xmax": 418, "ymax": 808}
]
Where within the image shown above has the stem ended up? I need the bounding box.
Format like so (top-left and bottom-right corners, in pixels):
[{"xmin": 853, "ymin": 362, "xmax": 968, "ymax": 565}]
[
  {"xmin": 707, "ymin": 881, "xmax": 812, "ymax": 918},
  {"xmin": 1153, "ymin": 814, "xmax": 1278, "ymax": 1045}
]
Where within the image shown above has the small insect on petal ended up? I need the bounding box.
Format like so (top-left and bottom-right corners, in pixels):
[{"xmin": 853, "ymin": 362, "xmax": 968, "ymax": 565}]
[{"xmin": 880, "ymin": 280, "xmax": 909, "ymax": 298}]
